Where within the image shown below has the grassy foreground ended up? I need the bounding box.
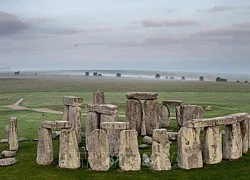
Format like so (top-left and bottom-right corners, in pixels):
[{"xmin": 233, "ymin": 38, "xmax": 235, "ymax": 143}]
[{"xmin": 0, "ymin": 74, "xmax": 250, "ymax": 180}]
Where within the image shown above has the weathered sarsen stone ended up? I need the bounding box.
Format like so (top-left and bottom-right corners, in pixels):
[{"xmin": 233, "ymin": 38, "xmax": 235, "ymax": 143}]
[
  {"xmin": 85, "ymin": 112, "xmax": 100, "ymax": 150},
  {"xmin": 180, "ymin": 105, "xmax": 203, "ymax": 127},
  {"xmin": 93, "ymin": 90, "xmax": 105, "ymax": 104},
  {"xmin": 8, "ymin": 117, "xmax": 18, "ymax": 151},
  {"xmin": 223, "ymin": 123, "xmax": 242, "ymax": 160},
  {"xmin": 88, "ymin": 129, "xmax": 110, "ymax": 171},
  {"xmin": 240, "ymin": 119, "xmax": 249, "ymax": 154},
  {"xmin": 203, "ymin": 126, "xmax": 222, "ymax": 164},
  {"xmin": 87, "ymin": 104, "xmax": 118, "ymax": 115},
  {"xmin": 36, "ymin": 127, "xmax": 53, "ymax": 165},
  {"xmin": 143, "ymin": 99, "xmax": 158, "ymax": 135},
  {"xmin": 178, "ymin": 127, "xmax": 203, "ymax": 169},
  {"xmin": 126, "ymin": 99, "xmax": 142, "ymax": 133},
  {"xmin": 126, "ymin": 92, "xmax": 158, "ymax": 100},
  {"xmin": 119, "ymin": 130, "xmax": 141, "ymax": 171},
  {"xmin": 41, "ymin": 121, "xmax": 71, "ymax": 130},
  {"xmin": 0, "ymin": 158, "xmax": 17, "ymax": 167},
  {"xmin": 100, "ymin": 122, "xmax": 129, "ymax": 130},
  {"xmin": 68, "ymin": 106, "xmax": 82, "ymax": 144},
  {"xmin": 159, "ymin": 105, "xmax": 170, "ymax": 128},
  {"xmin": 151, "ymin": 129, "xmax": 171, "ymax": 171},
  {"xmin": 59, "ymin": 129, "xmax": 80, "ymax": 169},
  {"xmin": 5, "ymin": 125, "xmax": 9, "ymax": 139},
  {"xmin": 63, "ymin": 96, "xmax": 83, "ymax": 107}
]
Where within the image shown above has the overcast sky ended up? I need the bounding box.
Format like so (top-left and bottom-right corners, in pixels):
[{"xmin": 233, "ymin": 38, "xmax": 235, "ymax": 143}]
[{"xmin": 0, "ymin": 0, "xmax": 250, "ymax": 73}]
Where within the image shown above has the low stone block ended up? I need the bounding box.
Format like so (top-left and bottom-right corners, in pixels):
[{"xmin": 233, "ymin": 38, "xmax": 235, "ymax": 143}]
[
  {"xmin": 143, "ymin": 136, "xmax": 153, "ymax": 145},
  {"xmin": 63, "ymin": 96, "xmax": 83, "ymax": 107},
  {"xmin": 87, "ymin": 104, "xmax": 118, "ymax": 115},
  {"xmin": 167, "ymin": 132, "xmax": 178, "ymax": 141},
  {"xmin": 41, "ymin": 121, "xmax": 71, "ymax": 130},
  {"xmin": 0, "ymin": 158, "xmax": 17, "ymax": 167},
  {"xmin": 126, "ymin": 92, "xmax": 158, "ymax": 100},
  {"xmin": 100, "ymin": 122, "xmax": 129, "ymax": 130},
  {"xmin": 1, "ymin": 150, "xmax": 16, "ymax": 158}
]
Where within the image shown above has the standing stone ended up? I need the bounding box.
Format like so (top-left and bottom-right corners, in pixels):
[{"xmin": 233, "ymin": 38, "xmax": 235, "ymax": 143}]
[
  {"xmin": 180, "ymin": 105, "xmax": 203, "ymax": 127},
  {"xmin": 88, "ymin": 129, "xmax": 110, "ymax": 171},
  {"xmin": 151, "ymin": 129, "xmax": 171, "ymax": 171},
  {"xmin": 36, "ymin": 127, "xmax": 53, "ymax": 165},
  {"xmin": 59, "ymin": 129, "xmax": 80, "ymax": 169},
  {"xmin": 178, "ymin": 127, "xmax": 203, "ymax": 169},
  {"xmin": 176, "ymin": 106, "xmax": 181, "ymax": 127},
  {"xmin": 8, "ymin": 117, "xmax": 18, "ymax": 151},
  {"xmin": 119, "ymin": 130, "xmax": 141, "ymax": 171},
  {"xmin": 144, "ymin": 100, "xmax": 158, "ymax": 135},
  {"xmin": 159, "ymin": 105, "xmax": 170, "ymax": 128},
  {"xmin": 68, "ymin": 106, "xmax": 82, "ymax": 144},
  {"xmin": 62, "ymin": 105, "xmax": 69, "ymax": 121},
  {"xmin": 126, "ymin": 99, "xmax": 142, "ymax": 133},
  {"xmin": 101, "ymin": 114, "xmax": 119, "ymax": 157},
  {"xmin": 203, "ymin": 126, "xmax": 222, "ymax": 164},
  {"xmin": 223, "ymin": 123, "xmax": 242, "ymax": 160},
  {"xmin": 93, "ymin": 90, "xmax": 105, "ymax": 104},
  {"xmin": 5, "ymin": 125, "xmax": 9, "ymax": 139},
  {"xmin": 240, "ymin": 120, "xmax": 249, "ymax": 154},
  {"xmin": 141, "ymin": 120, "xmax": 146, "ymax": 136}
]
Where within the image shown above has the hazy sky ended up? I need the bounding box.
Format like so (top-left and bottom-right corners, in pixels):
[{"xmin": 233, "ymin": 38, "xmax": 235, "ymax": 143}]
[{"xmin": 0, "ymin": 0, "xmax": 250, "ymax": 73}]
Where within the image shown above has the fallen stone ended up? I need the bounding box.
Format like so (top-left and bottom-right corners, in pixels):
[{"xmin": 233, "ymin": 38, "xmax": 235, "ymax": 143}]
[
  {"xmin": 87, "ymin": 104, "xmax": 118, "ymax": 115},
  {"xmin": 0, "ymin": 158, "xmax": 17, "ymax": 167},
  {"xmin": 126, "ymin": 99, "xmax": 142, "ymax": 133},
  {"xmin": 93, "ymin": 90, "xmax": 105, "ymax": 104},
  {"xmin": 143, "ymin": 136, "xmax": 153, "ymax": 145},
  {"xmin": 167, "ymin": 132, "xmax": 178, "ymax": 141},
  {"xmin": 119, "ymin": 130, "xmax": 141, "ymax": 171},
  {"xmin": 178, "ymin": 127, "xmax": 203, "ymax": 170},
  {"xmin": 88, "ymin": 129, "xmax": 110, "ymax": 171},
  {"xmin": 142, "ymin": 153, "xmax": 151, "ymax": 167},
  {"xmin": 59, "ymin": 129, "xmax": 80, "ymax": 169},
  {"xmin": 151, "ymin": 129, "xmax": 171, "ymax": 171},
  {"xmin": 1, "ymin": 150, "xmax": 16, "ymax": 158},
  {"xmin": 203, "ymin": 126, "xmax": 222, "ymax": 164},
  {"xmin": 0, "ymin": 139, "xmax": 8, "ymax": 143},
  {"xmin": 100, "ymin": 122, "xmax": 129, "ymax": 130},
  {"xmin": 162, "ymin": 100, "xmax": 183, "ymax": 106},
  {"xmin": 139, "ymin": 144, "xmax": 149, "ymax": 149},
  {"xmin": 205, "ymin": 106, "xmax": 212, "ymax": 111},
  {"xmin": 41, "ymin": 120, "xmax": 71, "ymax": 130},
  {"xmin": 8, "ymin": 117, "xmax": 18, "ymax": 151},
  {"xmin": 223, "ymin": 123, "xmax": 242, "ymax": 160},
  {"xmin": 126, "ymin": 92, "xmax": 158, "ymax": 100},
  {"xmin": 63, "ymin": 96, "xmax": 83, "ymax": 107},
  {"xmin": 144, "ymin": 99, "xmax": 158, "ymax": 135}
]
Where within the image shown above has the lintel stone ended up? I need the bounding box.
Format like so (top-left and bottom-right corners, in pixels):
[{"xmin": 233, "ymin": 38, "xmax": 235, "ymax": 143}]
[{"xmin": 126, "ymin": 92, "xmax": 158, "ymax": 100}]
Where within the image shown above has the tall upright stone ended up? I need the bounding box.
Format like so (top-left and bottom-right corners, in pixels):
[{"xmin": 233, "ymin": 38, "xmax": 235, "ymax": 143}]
[
  {"xmin": 126, "ymin": 99, "xmax": 142, "ymax": 133},
  {"xmin": 101, "ymin": 113, "xmax": 119, "ymax": 157},
  {"xmin": 159, "ymin": 105, "xmax": 170, "ymax": 128},
  {"xmin": 88, "ymin": 129, "xmax": 110, "ymax": 171},
  {"xmin": 223, "ymin": 123, "xmax": 242, "ymax": 160},
  {"xmin": 93, "ymin": 90, "xmax": 105, "ymax": 104},
  {"xmin": 8, "ymin": 117, "xmax": 18, "ymax": 151},
  {"xmin": 5, "ymin": 125, "xmax": 9, "ymax": 139},
  {"xmin": 180, "ymin": 105, "xmax": 203, "ymax": 127},
  {"xmin": 203, "ymin": 126, "xmax": 222, "ymax": 164},
  {"xmin": 85, "ymin": 112, "xmax": 100, "ymax": 150},
  {"xmin": 144, "ymin": 99, "xmax": 158, "ymax": 135},
  {"xmin": 119, "ymin": 130, "xmax": 141, "ymax": 171},
  {"xmin": 36, "ymin": 127, "xmax": 53, "ymax": 165},
  {"xmin": 178, "ymin": 127, "xmax": 203, "ymax": 169},
  {"xmin": 240, "ymin": 120, "xmax": 249, "ymax": 154},
  {"xmin": 151, "ymin": 129, "xmax": 171, "ymax": 171},
  {"xmin": 68, "ymin": 106, "xmax": 82, "ymax": 143},
  {"xmin": 59, "ymin": 129, "xmax": 80, "ymax": 169}
]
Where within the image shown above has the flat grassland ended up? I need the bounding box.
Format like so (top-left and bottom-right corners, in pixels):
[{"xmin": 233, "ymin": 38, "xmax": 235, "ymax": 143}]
[{"xmin": 0, "ymin": 74, "xmax": 250, "ymax": 180}]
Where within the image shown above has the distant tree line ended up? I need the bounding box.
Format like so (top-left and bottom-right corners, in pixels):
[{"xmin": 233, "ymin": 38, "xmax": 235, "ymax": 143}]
[{"xmin": 216, "ymin": 77, "xmax": 227, "ymax": 82}]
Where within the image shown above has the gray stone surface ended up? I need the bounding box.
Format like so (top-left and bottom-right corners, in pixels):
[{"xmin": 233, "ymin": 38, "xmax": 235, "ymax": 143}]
[
  {"xmin": 139, "ymin": 144, "xmax": 149, "ymax": 149},
  {"xmin": 119, "ymin": 130, "xmax": 141, "ymax": 171},
  {"xmin": 178, "ymin": 127, "xmax": 203, "ymax": 170},
  {"xmin": 59, "ymin": 129, "xmax": 80, "ymax": 169},
  {"xmin": 167, "ymin": 132, "xmax": 178, "ymax": 141},
  {"xmin": 126, "ymin": 92, "xmax": 158, "ymax": 100},
  {"xmin": 85, "ymin": 112, "xmax": 100, "ymax": 150},
  {"xmin": 63, "ymin": 96, "xmax": 83, "ymax": 107},
  {"xmin": 87, "ymin": 129, "xmax": 110, "ymax": 171},
  {"xmin": 151, "ymin": 129, "xmax": 171, "ymax": 171},
  {"xmin": 206, "ymin": 106, "xmax": 212, "ymax": 111},
  {"xmin": 223, "ymin": 123, "xmax": 242, "ymax": 160},
  {"xmin": 143, "ymin": 136, "xmax": 153, "ymax": 145},
  {"xmin": 62, "ymin": 105, "xmax": 69, "ymax": 121},
  {"xmin": 162, "ymin": 100, "xmax": 183, "ymax": 106},
  {"xmin": 203, "ymin": 126, "xmax": 222, "ymax": 164},
  {"xmin": 41, "ymin": 120, "xmax": 71, "ymax": 130},
  {"xmin": 180, "ymin": 105, "xmax": 203, "ymax": 127},
  {"xmin": 93, "ymin": 90, "xmax": 105, "ymax": 104},
  {"xmin": 0, "ymin": 158, "xmax": 17, "ymax": 167},
  {"xmin": 240, "ymin": 120, "xmax": 249, "ymax": 154},
  {"xmin": 126, "ymin": 99, "xmax": 142, "ymax": 133},
  {"xmin": 144, "ymin": 99, "xmax": 158, "ymax": 135},
  {"xmin": 141, "ymin": 120, "xmax": 146, "ymax": 136},
  {"xmin": 68, "ymin": 106, "xmax": 82, "ymax": 144},
  {"xmin": 5, "ymin": 125, "xmax": 9, "ymax": 139},
  {"xmin": 8, "ymin": 117, "xmax": 18, "ymax": 151},
  {"xmin": 1, "ymin": 150, "xmax": 16, "ymax": 158},
  {"xmin": 100, "ymin": 122, "xmax": 129, "ymax": 130},
  {"xmin": 159, "ymin": 105, "xmax": 170, "ymax": 128},
  {"xmin": 87, "ymin": 104, "xmax": 118, "ymax": 115},
  {"xmin": 36, "ymin": 127, "xmax": 53, "ymax": 165}
]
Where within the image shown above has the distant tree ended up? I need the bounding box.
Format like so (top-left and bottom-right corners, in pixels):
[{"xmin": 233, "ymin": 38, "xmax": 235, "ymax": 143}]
[
  {"xmin": 93, "ymin": 72, "xmax": 98, "ymax": 76},
  {"xmin": 199, "ymin": 76, "xmax": 204, "ymax": 81},
  {"xmin": 14, "ymin": 71, "xmax": 20, "ymax": 75},
  {"xmin": 215, "ymin": 77, "xmax": 221, "ymax": 82},
  {"xmin": 181, "ymin": 76, "xmax": 185, "ymax": 80},
  {"xmin": 97, "ymin": 74, "xmax": 102, "ymax": 77},
  {"xmin": 155, "ymin": 74, "xmax": 160, "ymax": 79},
  {"xmin": 116, "ymin": 73, "xmax": 121, "ymax": 77},
  {"xmin": 169, "ymin": 76, "xmax": 175, "ymax": 80},
  {"xmin": 236, "ymin": 80, "xmax": 240, "ymax": 83},
  {"xmin": 85, "ymin": 71, "xmax": 89, "ymax": 76},
  {"xmin": 165, "ymin": 76, "xmax": 168, "ymax": 79},
  {"xmin": 245, "ymin": 80, "xmax": 248, "ymax": 83}
]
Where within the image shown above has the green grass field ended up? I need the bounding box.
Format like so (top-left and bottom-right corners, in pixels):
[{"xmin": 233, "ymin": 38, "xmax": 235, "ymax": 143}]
[{"xmin": 0, "ymin": 74, "xmax": 250, "ymax": 180}]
